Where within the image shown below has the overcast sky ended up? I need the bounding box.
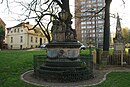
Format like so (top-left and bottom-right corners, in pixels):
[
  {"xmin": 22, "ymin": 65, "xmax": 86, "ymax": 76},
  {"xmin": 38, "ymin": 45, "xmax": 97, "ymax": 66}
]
[
  {"xmin": 110, "ymin": 0, "xmax": 130, "ymax": 32},
  {"xmin": 0, "ymin": 0, "xmax": 130, "ymax": 32}
]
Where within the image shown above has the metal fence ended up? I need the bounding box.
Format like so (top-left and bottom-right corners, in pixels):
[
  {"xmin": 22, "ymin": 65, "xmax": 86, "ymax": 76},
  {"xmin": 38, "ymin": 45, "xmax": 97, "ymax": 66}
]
[
  {"xmin": 33, "ymin": 55, "xmax": 46, "ymax": 76},
  {"xmin": 109, "ymin": 53, "xmax": 130, "ymax": 65},
  {"xmin": 33, "ymin": 54, "xmax": 93, "ymax": 71},
  {"xmin": 33, "ymin": 54, "xmax": 94, "ymax": 82},
  {"xmin": 100, "ymin": 51, "xmax": 130, "ymax": 66}
]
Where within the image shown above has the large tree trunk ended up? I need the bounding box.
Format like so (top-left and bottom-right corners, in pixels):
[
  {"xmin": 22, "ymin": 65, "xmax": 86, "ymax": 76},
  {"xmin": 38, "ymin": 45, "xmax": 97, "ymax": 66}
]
[
  {"xmin": 61, "ymin": 0, "xmax": 70, "ymax": 13},
  {"xmin": 103, "ymin": 0, "xmax": 112, "ymax": 51}
]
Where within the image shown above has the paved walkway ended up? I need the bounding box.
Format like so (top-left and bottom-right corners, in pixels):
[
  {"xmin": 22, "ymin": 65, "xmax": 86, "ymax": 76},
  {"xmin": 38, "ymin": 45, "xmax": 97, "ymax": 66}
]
[
  {"xmin": 21, "ymin": 67, "xmax": 130, "ymax": 87},
  {"xmin": 26, "ymin": 48, "xmax": 45, "ymax": 51}
]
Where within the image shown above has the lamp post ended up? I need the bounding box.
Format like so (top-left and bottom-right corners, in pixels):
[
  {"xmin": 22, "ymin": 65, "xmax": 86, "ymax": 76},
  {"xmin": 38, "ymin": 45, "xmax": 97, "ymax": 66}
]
[{"xmin": 85, "ymin": 10, "xmax": 98, "ymax": 49}]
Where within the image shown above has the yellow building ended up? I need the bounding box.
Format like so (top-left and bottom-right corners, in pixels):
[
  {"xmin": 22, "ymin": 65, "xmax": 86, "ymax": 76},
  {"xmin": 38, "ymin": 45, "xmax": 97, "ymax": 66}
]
[{"xmin": 6, "ymin": 22, "xmax": 48, "ymax": 49}]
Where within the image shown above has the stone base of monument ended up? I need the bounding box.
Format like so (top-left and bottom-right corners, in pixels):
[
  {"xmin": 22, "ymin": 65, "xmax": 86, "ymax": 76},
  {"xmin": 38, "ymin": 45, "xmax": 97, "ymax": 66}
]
[{"xmin": 34, "ymin": 42, "xmax": 94, "ymax": 82}]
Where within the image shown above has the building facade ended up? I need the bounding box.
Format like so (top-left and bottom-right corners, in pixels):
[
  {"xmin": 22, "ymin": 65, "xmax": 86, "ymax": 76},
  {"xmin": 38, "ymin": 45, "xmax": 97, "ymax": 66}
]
[
  {"xmin": 75, "ymin": 0, "xmax": 105, "ymax": 48},
  {"xmin": 6, "ymin": 22, "xmax": 48, "ymax": 49}
]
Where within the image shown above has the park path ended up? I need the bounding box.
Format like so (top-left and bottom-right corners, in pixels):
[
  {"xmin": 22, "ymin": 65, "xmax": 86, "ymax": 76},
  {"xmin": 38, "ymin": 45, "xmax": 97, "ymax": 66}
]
[{"xmin": 21, "ymin": 66, "xmax": 130, "ymax": 87}]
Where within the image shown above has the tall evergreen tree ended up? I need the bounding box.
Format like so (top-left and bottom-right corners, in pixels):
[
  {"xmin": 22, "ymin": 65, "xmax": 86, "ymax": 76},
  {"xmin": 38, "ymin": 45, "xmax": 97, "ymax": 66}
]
[{"xmin": 0, "ymin": 25, "xmax": 5, "ymax": 49}]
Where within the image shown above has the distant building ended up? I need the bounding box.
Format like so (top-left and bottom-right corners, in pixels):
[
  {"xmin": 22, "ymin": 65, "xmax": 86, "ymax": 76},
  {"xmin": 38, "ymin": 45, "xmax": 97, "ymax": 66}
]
[
  {"xmin": 6, "ymin": 22, "xmax": 48, "ymax": 49},
  {"xmin": 75, "ymin": 0, "xmax": 105, "ymax": 48}
]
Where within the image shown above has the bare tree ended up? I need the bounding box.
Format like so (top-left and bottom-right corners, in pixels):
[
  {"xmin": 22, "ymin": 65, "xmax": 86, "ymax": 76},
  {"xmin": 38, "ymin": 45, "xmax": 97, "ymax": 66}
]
[
  {"xmin": 1, "ymin": 0, "xmax": 125, "ymax": 44},
  {"xmin": 5, "ymin": 0, "xmax": 73, "ymax": 42}
]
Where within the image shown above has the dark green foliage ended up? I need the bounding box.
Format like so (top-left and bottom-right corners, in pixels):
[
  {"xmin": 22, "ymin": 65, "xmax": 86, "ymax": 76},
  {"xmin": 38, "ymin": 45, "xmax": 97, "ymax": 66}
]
[
  {"xmin": 0, "ymin": 25, "xmax": 5, "ymax": 49},
  {"xmin": 0, "ymin": 25, "xmax": 4, "ymax": 37}
]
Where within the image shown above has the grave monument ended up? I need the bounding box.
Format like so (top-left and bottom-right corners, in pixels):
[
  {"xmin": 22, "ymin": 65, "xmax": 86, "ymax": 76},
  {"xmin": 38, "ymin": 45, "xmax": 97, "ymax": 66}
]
[
  {"xmin": 113, "ymin": 14, "xmax": 125, "ymax": 52},
  {"xmin": 113, "ymin": 14, "xmax": 125, "ymax": 66},
  {"xmin": 34, "ymin": 1, "xmax": 94, "ymax": 82}
]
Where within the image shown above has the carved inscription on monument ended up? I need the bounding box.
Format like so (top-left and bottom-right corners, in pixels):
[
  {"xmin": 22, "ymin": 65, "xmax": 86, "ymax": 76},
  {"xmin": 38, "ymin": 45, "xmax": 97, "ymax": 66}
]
[
  {"xmin": 67, "ymin": 49, "xmax": 79, "ymax": 58},
  {"xmin": 115, "ymin": 43, "xmax": 124, "ymax": 51}
]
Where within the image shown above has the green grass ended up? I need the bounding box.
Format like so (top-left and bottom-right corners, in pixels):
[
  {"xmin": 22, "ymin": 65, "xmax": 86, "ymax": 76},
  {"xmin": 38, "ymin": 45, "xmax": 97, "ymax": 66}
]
[
  {"xmin": 1, "ymin": 50, "xmax": 130, "ymax": 87},
  {"xmin": 0, "ymin": 50, "xmax": 44, "ymax": 87},
  {"xmin": 89, "ymin": 72, "xmax": 130, "ymax": 87}
]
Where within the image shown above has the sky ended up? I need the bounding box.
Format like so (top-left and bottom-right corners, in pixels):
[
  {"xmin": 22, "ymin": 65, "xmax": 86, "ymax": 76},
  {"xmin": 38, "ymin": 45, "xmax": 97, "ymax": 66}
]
[
  {"xmin": 0, "ymin": 0, "xmax": 130, "ymax": 32},
  {"xmin": 110, "ymin": 0, "xmax": 130, "ymax": 32}
]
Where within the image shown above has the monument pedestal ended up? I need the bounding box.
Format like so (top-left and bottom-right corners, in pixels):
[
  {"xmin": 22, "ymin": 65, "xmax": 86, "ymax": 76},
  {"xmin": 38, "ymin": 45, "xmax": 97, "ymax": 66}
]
[
  {"xmin": 36, "ymin": 42, "xmax": 93, "ymax": 82},
  {"xmin": 46, "ymin": 42, "xmax": 81, "ymax": 66}
]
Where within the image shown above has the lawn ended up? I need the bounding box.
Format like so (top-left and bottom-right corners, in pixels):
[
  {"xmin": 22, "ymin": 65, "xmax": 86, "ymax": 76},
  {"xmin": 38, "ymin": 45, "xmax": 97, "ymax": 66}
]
[
  {"xmin": 0, "ymin": 50, "xmax": 44, "ymax": 87},
  {"xmin": 90, "ymin": 72, "xmax": 130, "ymax": 87},
  {"xmin": 0, "ymin": 50, "xmax": 130, "ymax": 87}
]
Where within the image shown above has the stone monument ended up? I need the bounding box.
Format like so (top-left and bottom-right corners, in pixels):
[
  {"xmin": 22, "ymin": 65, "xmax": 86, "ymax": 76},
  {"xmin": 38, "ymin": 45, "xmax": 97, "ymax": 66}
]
[
  {"xmin": 113, "ymin": 14, "xmax": 125, "ymax": 66},
  {"xmin": 113, "ymin": 14, "xmax": 125, "ymax": 52},
  {"xmin": 34, "ymin": 10, "xmax": 93, "ymax": 82}
]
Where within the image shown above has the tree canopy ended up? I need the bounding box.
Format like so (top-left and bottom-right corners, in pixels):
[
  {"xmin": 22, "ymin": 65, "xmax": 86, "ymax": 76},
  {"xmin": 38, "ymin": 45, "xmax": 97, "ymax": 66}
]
[{"xmin": 122, "ymin": 27, "xmax": 130, "ymax": 43}]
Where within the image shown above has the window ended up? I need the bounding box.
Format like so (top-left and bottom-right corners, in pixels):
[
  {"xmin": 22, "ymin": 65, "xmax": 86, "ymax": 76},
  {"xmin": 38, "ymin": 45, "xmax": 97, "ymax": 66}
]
[
  {"xmin": 81, "ymin": 5, "xmax": 86, "ymax": 9},
  {"xmin": 88, "ymin": 1, "xmax": 91, "ymax": 3},
  {"xmin": 87, "ymin": 5, "xmax": 91, "ymax": 7},
  {"xmin": 31, "ymin": 37, "xmax": 33, "ymax": 43},
  {"xmin": 80, "ymin": 1, "xmax": 86, "ymax": 5},
  {"xmin": 92, "ymin": 0, "xmax": 96, "ymax": 1},
  {"xmin": 11, "ymin": 45, "xmax": 13, "ymax": 49},
  {"xmin": 93, "ymin": 30, "xmax": 95, "ymax": 33},
  {"xmin": 98, "ymin": 0, "xmax": 102, "ymax": 2},
  {"xmin": 14, "ymin": 29, "xmax": 16, "ymax": 32},
  {"xmin": 31, "ymin": 45, "xmax": 33, "ymax": 48},
  {"xmin": 92, "ymin": 4, "xmax": 96, "ymax": 7},
  {"xmin": 87, "ymin": 26, "xmax": 91, "ymax": 28},
  {"xmin": 81, "ymin": 9, "xmax": 87, "ymax": 12},
  {"xmin": 87, "ymin": 22, "xmax": 91, "ymax": 24},
  {"xmin": 11, "ymin": 37, "xmax": 13, "ymax": 43},
  {"xmin": 44, "ymin": 39, "xmax": 46, "ymax": 43},
  {"xmin": 81, "ymin": 18, "xmax": 86, "ymax": 21},
  {"xmin": 98, "ymin": 3, "xmax": 103, "ymax": 6},
  {"xmin": 81, "ymin": 26, "xmax": 86, "ymax": 29},
  {"xmin": 17, "ymin": 29, "xmax": 19, "ymax": 33},
  {"xmin": 20, "ymin": 45, "xmax": 22, "ymax": 49},
  {"xmin": 7, "ymin": 30, "xmax": 9, "ymax": 33},
  {"xmin": 98, "ymin": 20, "xmax": 103, "ymax": 24},
  {"xmin": 98, "ymin": 15, "xmax": 103, "ymax": 20},
  {"xmin": 20, "ymin": 36, "xmax": 23, "ymax": 43},
  {"xmin": 82, "ymin": 34, "xmax": 85, "ymax": 38},
  {"xmin": 81, "ymin": 21, "xmax": 86, "ymax": 25},
  {"xmin": 35, "ymin": 37, "xmax": 38, "ymax": 43},
  {"xmin": 81, "ymin": 30, "xmax": 86, "ymax": 34}
]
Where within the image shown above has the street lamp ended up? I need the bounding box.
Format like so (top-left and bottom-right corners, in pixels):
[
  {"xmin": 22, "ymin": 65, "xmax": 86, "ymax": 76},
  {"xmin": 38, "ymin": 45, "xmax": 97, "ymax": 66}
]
[{"xmin": 85, "ymin": 10, "xmax": 98, "ymax": 49}]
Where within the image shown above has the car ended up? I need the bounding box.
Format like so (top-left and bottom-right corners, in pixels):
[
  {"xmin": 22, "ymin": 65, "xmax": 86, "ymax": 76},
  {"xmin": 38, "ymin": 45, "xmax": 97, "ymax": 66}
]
[
  {"xmin": 77, "ymin": 41, "xmax": 87, "ymax": 50},
  {"xmin": 80, "ymin": 45, "xmax": 86, "ymax": 50},
  {"xmin": 40, "ymin": 43, "xmax": 48, "ymax": 48}
]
